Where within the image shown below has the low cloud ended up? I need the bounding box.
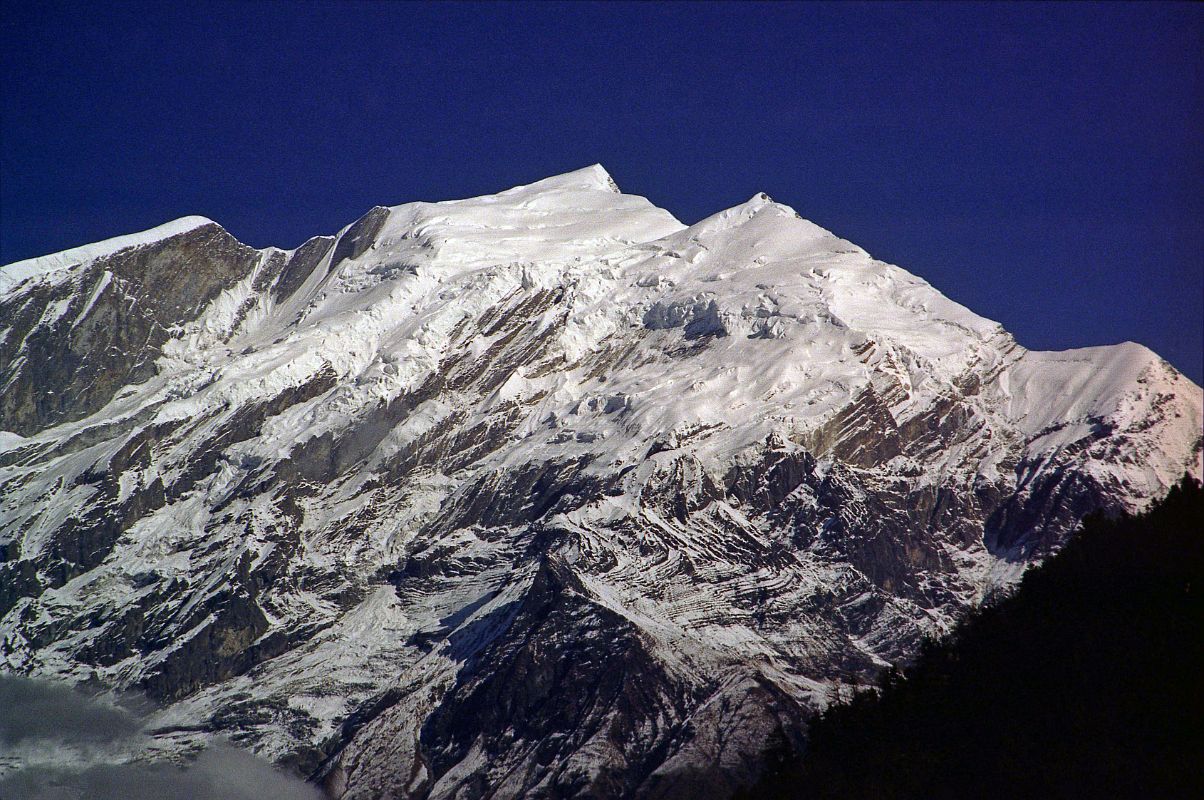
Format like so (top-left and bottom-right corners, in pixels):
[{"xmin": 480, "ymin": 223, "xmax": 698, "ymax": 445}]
[{"xmin": 0, "ymin": 675, "xmax": 323, "ymax": 800}]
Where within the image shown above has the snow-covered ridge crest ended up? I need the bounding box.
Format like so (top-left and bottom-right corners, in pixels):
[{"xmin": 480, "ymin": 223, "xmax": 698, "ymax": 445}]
[
  {"xmin": 0, "ymin": 164, "xmax": 1200, "ymax": 800},
  {"xmin": 488, "ymin": 162, "xmax": 624, "ymax": 197},
  {"xmin": 0, "ymin": 215, "xmax": 217, "ymax": 298}
]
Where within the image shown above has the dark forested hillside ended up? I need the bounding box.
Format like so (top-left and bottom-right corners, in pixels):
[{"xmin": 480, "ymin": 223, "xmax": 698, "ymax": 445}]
[{"xmin": 744, "ymin": 477, "xmax": 1204, "ymax": 800}]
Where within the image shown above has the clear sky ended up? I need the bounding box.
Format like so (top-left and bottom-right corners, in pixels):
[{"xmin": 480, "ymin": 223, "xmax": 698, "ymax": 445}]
[{"xmin": 2, "ymin": 1, "xmax": 1201, "ymax": 384}]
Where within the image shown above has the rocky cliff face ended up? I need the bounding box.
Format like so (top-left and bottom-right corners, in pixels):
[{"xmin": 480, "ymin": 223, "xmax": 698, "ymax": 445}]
[{"xmin": 1, "ymin": 166, "xmax": 1200, "ymax": 798}]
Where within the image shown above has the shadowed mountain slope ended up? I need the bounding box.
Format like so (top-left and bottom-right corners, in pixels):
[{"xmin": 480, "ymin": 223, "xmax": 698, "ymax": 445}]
[{"xmin": 743, "ymin": 477, "xmax": 1204, "ymax": 800}]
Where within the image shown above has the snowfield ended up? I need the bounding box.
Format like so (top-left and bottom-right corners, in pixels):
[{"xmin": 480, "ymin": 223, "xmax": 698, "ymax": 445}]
[{"xmin": 1, "ymin": 165, "xmax": 1200, "ymax": 799}]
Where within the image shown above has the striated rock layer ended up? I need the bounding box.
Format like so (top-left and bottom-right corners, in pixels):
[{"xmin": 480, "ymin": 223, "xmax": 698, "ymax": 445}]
[{"xmin": 1, "ymin": 166, "xmax": 1200, "ymax": 798}]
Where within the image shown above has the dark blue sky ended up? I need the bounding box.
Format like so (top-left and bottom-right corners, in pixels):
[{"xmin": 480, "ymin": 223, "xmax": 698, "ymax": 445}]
[{"xmin": 2, "ymin": 1, "xmax": 1201, "ymax": 383}]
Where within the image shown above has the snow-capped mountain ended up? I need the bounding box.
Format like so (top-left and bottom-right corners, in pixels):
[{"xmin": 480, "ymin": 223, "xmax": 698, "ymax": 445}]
[{"xmin": 1, "ymin": 166, "xmax": 1200, "ymax": 799}]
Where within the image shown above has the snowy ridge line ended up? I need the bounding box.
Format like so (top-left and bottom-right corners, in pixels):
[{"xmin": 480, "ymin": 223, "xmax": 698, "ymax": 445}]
[
  {"xmin": 0, "ymin": 215, "xmax": 217, "ymax": 298},
  {"xmin": 0, "ymin": 164, "xmax": 1200, "ymax": 800}
]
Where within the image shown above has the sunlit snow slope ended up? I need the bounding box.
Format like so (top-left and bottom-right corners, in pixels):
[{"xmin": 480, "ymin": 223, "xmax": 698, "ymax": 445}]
[{"xmin": 1, "ymin": 166, "xmax": 1200, "ymax": 799}]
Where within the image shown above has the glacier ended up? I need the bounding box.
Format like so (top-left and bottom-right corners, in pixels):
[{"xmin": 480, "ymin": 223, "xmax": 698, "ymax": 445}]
[{"xmin": 0, "ymin": 165, "xmax": 1200, "ymax": 799}]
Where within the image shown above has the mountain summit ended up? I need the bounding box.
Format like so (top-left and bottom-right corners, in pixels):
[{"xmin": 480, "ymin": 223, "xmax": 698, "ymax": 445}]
[{"xmin": 1, "ymin": 167, "xmax": 1200, "ymax": 799}]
